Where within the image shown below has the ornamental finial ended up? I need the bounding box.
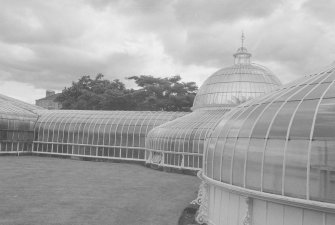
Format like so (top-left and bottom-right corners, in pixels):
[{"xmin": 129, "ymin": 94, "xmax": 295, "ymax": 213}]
[{"xmin": 233, "ymin": 32, "xmax": 251, "ymax": 64}]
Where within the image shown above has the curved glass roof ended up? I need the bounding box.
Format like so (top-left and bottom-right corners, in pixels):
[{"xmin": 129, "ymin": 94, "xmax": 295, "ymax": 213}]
[
  {"xmin": 192, "ymin": 47, "xmax": 281, "ymax": 110},
  {"xmin": 204, "ymin": 63, "xmax": 335, "ymax": 203},
  {"xmin": 0, "ymin": 94, "xmax": 39, "ymax": 122},
  {"xmin": 0, "ymin": 93, "xmax": 44, "ymax": 113},
  {"xmin": 0, "ymin": 101, "xmax": 37, "ymax": 118},
  {"xmin": 33, "ymin": 110, "xmax": 187, "ymax": 161},
  {"xmin": 145, "ymin": 39, "xmax": 282, "ymax": 171},
  {"xmin": 145, "ymin": 108, "xmax": 230, "ymax": 169}
]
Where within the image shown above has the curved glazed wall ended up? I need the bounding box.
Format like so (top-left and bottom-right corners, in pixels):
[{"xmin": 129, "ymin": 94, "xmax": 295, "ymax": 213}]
[
  {"xmin": 0, "ymin": 98, "xmax": 39, "ymax": 153},
  {"xmin": 32, "ymin": 110, "xmax": 187, "ymax": 161},
  {"xmin": 199, "ymin": 64, "xmax": 335, "ymax": 225},
  {"xmin": 146, "ymin": 108, "xmax": 230, "ymax": 169},
  {"xmin": 145, "ymin": 46, "xmax": 282, "ymax": 171}
]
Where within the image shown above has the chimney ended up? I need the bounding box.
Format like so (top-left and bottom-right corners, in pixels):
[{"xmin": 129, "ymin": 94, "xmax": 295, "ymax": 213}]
[{"xmin": 46, "ymin": 90, "xmax": 55, "ymax": 97}]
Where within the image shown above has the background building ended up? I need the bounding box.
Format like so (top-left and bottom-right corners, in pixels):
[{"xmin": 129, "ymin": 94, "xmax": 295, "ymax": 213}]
[{"xmin": 36, "ymin": 90, "xmax": 62, "ymax": 110}]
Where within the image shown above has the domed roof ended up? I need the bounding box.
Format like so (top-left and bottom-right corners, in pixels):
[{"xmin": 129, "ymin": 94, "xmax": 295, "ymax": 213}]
[
  {"xmin": 204, "ymin": 63, "xmax": 335, "ymax": 203},
  {"xmin": 192, "ymin": 36, "xmax": 282, "ymax": 110},
  {"xmin": 145, "ymin": 35, "xmax": 282, "ymax": 171}
]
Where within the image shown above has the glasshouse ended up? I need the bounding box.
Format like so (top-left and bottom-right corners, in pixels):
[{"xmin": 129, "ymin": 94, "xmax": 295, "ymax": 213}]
[
  {"xmin": 198, "ymin": 63, "xmax": 335, "ymax": 225},
  {"xmin": 0, "ymin": 94, "xmax": 41, "ymax": 153},
  {"xmin": 32, "ymin": 110, "xmax": 186, "ymax": 161},
  {"xmin": 145, "ymin": 42, "xmax": 282, "ymax": 171},
  {"xmin": 0, "ymin": 93, "xmax": 186, "ymax": 161},
  {"xmin": 1, "ymin": 44, "xmax": 335, "ymax": 225},
  {"xmin": 0, "ymin": 93, "xmax": 44, "ymax": 113}
]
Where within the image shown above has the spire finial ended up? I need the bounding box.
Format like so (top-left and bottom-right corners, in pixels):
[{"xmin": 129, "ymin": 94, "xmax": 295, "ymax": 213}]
[{"xmin": 234, "ymin": 31, "xmax": 251, "ymax": 64}]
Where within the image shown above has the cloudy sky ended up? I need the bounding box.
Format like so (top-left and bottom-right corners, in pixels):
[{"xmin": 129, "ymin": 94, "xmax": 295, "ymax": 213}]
[{"xmin": 0, "ymin": 0, "xmax": 334, "ymax": 104}]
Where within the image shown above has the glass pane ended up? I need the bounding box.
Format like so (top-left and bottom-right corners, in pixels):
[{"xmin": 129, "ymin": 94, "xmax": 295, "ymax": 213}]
[
  {"xmin": 232, "ymin": 138, "xmax": 249, "ymax": 187},
  {"xmin": 323, "ymin": 82, "xmax": 335, "ymax": 99},
  {"xmin": 263, "ymin": 139, "xmax": 285, "ymax": 194},
  {"xmin": 205, "ymin": 138, "xmax": 217, "ymax": 178},
  {"xmin": 309, "ymin": 140, "xmax": 335, "ymax": 203},
  {"xmin": 305, "ymin": 83, "xmax": 332, "ymax": 100},
  {"xmin": 275, "ymin": 85, "xmax": 304, "ymax": 102},
  {"xmin": 220, "ymin": 138, "xmax": 235, "ymax": 183},
  {"xmin": 228, "ymin": 105, "xmax": 257, "ymax": 138},
  {"xmin": 245, "ymin": 138, "xmax": 265, "ymax": 190},
  {"xmin": 251, "ymin": 102, "xmax": 283, "ymax": 138},
  {"xmin": 213, "ymin": 139, "xmax": 225, "ymax": 180},
  {"xmin": 284, "ymin": 140, "xmax": 309, "ymax": 199},
  {"xmin": 310, "ymin": 74, "xmax": 329, "ymax": 85},
  {"xmin": 289, "ymin": 100, "xmax": 318, "ymax": 139},
  {"xmin": 288, "ymin": 84, "xmax": 316, "ymax": 101},
  {"xmin": 268, "ymin": 101, "xmax": 299, "ymax": 139},
  {"xmin": 313, "ymin": 99, "xmax": 335, "ymax": 139},
  {"xmin": 239, "ymin": 104, "xmax": 268, "ymax": 138},
  {"xmin": 323, "ymin": 71, "xmax": 335, "ymax": 83},
  {"xmin": 215, "ymin": 110, "xmax": 242, "ymax": 138}
]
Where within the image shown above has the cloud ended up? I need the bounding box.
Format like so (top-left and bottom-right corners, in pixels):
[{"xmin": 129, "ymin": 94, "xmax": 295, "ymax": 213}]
[
  {"xmin": 251, "ymin": 3, "xmax": 335, "ymax": 81},
  {"xmin": 0, "ymin": 81, "xmax": 45, "ymax": 104},
  {"xmin": 0, "ymin": 1, "xmax": 88, "ymax": 45},
  {"xmin": 302, "ymin": 0, "xmax": 335, "ymax": 23},
  {"xmin": 115, "ymin": 0, "xmax": 283, "ymax": 68},
  {"xmin": 0, "ymin": 0, "xmax": 335, "ymax": 103},
  {"xmin": 173, "ymin": 0, "xmax": 282, "ymax": 25}
]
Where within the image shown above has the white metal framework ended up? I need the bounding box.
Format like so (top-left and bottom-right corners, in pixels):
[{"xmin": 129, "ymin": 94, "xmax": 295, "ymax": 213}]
[
  {"xmin": 192, "ymin": 41, "xmax": 281, "ymax": 111},
  {"xmin": 0, "ymin": 93, "xmax": 44, "ymax": 112},
  {"xmin": 0, "ymin": 97, "xmax": 39, "ymax": 153},
  {"xmin": 200, "ymin": 63, "xmax": 335, "ymax": 225},
  {"xmin": 32, "ymin": 110, "xmax": 187, "ymax": 161},
  {"xmin": 145, "ymin": 41, "xmax": 282, "ymax": 171},
  {"xmin": 146, "ymin": 109, "xmax": 230, "ymax": 169}
]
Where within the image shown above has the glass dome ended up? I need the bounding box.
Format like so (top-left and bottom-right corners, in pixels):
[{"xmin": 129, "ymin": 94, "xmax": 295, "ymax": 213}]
[
  {"xmin": 192, "ymin": 47, "xmax": 281, "ymax": 110},
  {"xmin": 145, "ymin": 38, "xmax": 282, "ymax": 171},
  {"xmin": 33, "ymin": 110, "xmax": 186, "ymax": 161},
  {"xmin": 204, "ymin": 63, "xmax": 335, "ymax": 204}
]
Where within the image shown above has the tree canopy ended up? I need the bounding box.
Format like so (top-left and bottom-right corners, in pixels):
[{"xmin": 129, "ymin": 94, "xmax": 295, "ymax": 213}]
[{"xmin": 56, "ymin": 74, "xmax": 198, "ymax": 112}]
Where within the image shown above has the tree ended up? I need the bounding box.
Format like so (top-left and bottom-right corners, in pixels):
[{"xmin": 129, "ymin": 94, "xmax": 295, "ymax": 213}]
[
  {"xmin": 56, "ymin": 74, "xmax": 135, "ymax": 110},
  {"xmin": 128, "ymin": 75, "xmax": 197, "ymax": 111},
  {"xmin": 56, "ymin": 74, "xmax": 198, "ymax": 111}
]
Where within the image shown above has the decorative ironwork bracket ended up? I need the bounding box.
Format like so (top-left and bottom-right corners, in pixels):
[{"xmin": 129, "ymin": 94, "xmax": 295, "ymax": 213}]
[
  {"xmin": 243, "ymin": 197, "xmax": 253, "ymax": 225},
  {"xmin": 191, "ymin": 171, "xmax": 209, "ymax": 224}
]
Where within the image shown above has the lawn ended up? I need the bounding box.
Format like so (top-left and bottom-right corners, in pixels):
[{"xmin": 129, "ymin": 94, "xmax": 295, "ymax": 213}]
[{"xmin": 0, "ymin": 156, "xmax": 200, "ymax": 225}]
